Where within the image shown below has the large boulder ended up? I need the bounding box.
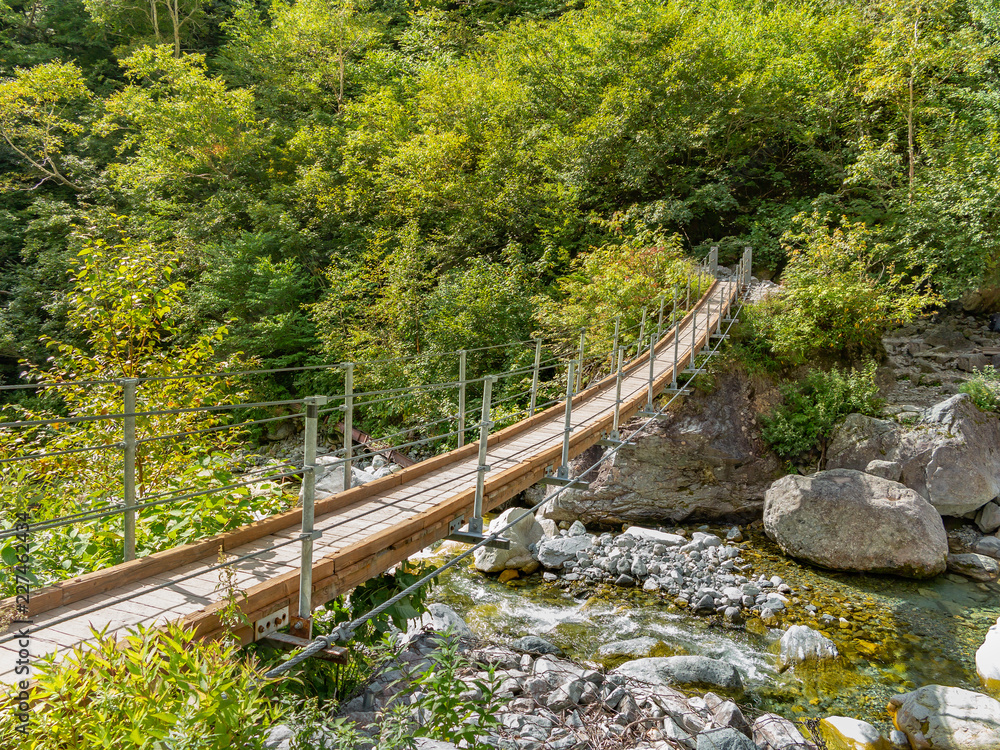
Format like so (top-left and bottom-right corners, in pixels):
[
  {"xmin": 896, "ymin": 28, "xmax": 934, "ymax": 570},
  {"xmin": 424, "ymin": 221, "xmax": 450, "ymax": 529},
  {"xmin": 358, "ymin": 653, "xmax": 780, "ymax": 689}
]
[
  {"xmin": 763, "ymin": 469, "xmax": 948, "ymax": 578},
  {"xmin": 976, "ymin": 617, "xmax": 1000, "ymax": 691},
  {"xmin": 752, "ymin": 714, "xmax": 817, "ymax": 750},
  {"xmin": 612, "ymin": 655, "xmax": 743, "ymax": 693},
  {"xmin": 537, "ymin": 372, "xmax": 782, "ymax": 525},
  {"xmin": 827, "ymin": 395, "xmax": 1000, "ymax": 517},
  {"xmin": 473, "ymin": 507, "xmax": 543, "ymax": 573},
  {"xmin": 888, "ymin": 685, "xmax": 1000, "ymax": 750}
]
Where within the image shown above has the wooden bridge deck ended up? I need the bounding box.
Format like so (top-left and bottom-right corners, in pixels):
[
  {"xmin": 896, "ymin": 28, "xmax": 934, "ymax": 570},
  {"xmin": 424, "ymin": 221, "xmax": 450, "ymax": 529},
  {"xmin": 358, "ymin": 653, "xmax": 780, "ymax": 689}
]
[{"xmin": 0, "ymin": 280, "xmax": 736, "ymax": 683}]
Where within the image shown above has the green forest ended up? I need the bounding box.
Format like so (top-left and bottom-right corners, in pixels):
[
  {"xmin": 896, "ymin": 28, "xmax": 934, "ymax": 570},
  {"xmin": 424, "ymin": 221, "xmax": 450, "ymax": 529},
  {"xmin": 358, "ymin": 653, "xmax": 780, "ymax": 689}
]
[{"xmin": 2, "ymin": 0, "xmax": 998, "ymax": 394}]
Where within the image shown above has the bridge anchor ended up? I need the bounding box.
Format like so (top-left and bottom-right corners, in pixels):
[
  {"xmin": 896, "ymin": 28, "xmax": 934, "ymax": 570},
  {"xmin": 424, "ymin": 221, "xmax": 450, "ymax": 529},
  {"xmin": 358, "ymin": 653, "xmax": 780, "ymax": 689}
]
[{"xmin": 446, "ymin": 515, "xmax": 511, "ymax": 549}]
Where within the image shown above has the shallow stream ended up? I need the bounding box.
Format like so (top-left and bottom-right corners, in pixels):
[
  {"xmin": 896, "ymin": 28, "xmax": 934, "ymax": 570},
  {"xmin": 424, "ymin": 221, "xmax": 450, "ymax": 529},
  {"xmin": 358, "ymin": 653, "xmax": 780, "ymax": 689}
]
[{"xmin": 419, "ymin": 525, "xmax": 1000, "ymax": 731}]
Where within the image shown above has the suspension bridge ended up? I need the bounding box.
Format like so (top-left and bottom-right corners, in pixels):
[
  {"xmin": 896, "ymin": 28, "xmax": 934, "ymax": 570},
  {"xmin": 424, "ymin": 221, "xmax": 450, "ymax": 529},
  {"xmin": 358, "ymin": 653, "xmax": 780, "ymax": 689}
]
[{"xmin": 0, "ymin": 249, "xmax": 751, "ymax": 683}]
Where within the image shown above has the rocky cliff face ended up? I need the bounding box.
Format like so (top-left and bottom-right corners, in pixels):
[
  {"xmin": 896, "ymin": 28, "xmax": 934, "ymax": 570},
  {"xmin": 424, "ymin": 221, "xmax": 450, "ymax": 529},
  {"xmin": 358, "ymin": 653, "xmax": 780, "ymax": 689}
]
[{"xmin": 537, "ymin": 371, "xmax": 782, "ymax": 525}]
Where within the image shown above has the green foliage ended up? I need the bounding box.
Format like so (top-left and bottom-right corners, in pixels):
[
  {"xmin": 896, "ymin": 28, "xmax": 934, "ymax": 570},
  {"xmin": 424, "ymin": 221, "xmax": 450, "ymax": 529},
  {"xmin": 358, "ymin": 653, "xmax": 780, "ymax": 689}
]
[
  {"xmin": 97, "ymin": 46, "xmax": 262, "ymax": 195},
  {"xmin": 0, "ymin": 622, "xmax": 279, "ymax": 749},
  {"xmin": 0, "ymin": 235, "xmax": 289, "ymax": 594},
  {"xmin": 762, "ymin": 362, "xmax": 882, "ymax": 461},
  {"xmin": 747, "ymin": 215, "xmax": 935, "ymax": 366},
  {"xmin": 960, "ymin": 365, "xmax": 1000, "ymax": 412},
  {"xmin": 0, "ymin": 60, "xmax": 93, "ymax": 189}
]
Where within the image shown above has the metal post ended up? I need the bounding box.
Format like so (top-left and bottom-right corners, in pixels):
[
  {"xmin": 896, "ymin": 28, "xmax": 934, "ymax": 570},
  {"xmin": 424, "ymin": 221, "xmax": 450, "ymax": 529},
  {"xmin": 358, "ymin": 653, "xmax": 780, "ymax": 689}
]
[
  {"xmin": 637, "ymin": 309, "xmax": 647, "ymax": 358},
  {"xmin": 646, "ymin": 334, "xmax": 656, "ymax": 407},
  {"xmin": 691, "ymin": 295, "xmax": 698, "ymax": 365},
  {"xmin": 528, "ymin": 340, "xmax": 541, "ymax": 417},
  {"xmin": 575, "ymin": 328, "xmax": 586, "ymax": 393},
  {"xmin": 342, "ymin": 363, "xmax": 354, "ymax": 493},
  {"xmin": 299, "ymin": 394, "xmax": 327, "ymax": 619},
  {"xmin": 122, "ymin": 378, "xmax": 137, "ymax": 562},
  {"xmin": 558, "ymin": 361, "xmax": 575, "ymax": 479},
  {"xmin": 671, "ymin": 291, "xmax": 679, "ymax": 390},
  {"xmin": 746, "ymin": 246, "xmax": 752, "ymax": 288},
  {"xmin": 472, "ymin": 376, "xmax": 496, "ymax": 535},
  {"xmin": 710, "ymin": 245, "xmax": 718, "ymax": 277},
  {"xmin": 656, "ymin": 296, "xmax": 665, "ymax": 343},
  {"xmin": 611, "ymin": 316, "xmax": 621, "ymax": 373},
  {"xmin": 613, "ymin": 347, "xmax": 624, "ymax": 437},
  {"xmin": 458, "ymin": 350, "xmax": 467, "ymax": 446},
  {"xmin": 686, "ymin": 273, "xmax": 691, "ymax": 309}
]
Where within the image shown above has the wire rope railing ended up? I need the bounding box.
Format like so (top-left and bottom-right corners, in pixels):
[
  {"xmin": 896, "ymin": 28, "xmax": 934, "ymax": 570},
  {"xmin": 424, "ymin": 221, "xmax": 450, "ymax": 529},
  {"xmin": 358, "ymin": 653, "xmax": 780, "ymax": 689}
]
[{"xmin": 0, "ymin": 247, "xmax": 748, "ymax": 648}]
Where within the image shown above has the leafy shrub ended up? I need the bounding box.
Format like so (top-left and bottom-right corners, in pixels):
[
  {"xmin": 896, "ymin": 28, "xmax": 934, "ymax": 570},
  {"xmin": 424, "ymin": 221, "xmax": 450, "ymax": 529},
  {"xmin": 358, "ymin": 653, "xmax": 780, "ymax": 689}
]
[
  {"xmin": 748, "ymin": 215, "xmax": 935, "ymax": 366},
  {"xmin": 762, "ymin": 362, "xmax": 882, "ymax": 461},
  {"xmin": 961, "ymin": 365, "xmax": 1000, "ymax": 412},
  {"xmin": 0, "ymin": 622, "xmax": 278, "ymax": 749}
]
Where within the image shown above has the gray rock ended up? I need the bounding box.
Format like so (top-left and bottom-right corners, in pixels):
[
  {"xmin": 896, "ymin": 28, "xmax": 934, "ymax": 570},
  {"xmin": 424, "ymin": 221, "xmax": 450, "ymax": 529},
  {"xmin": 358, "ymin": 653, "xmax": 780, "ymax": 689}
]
[
  {"xmin": 752, "ymin": 713, "xmax": 817, "ymax": 750},
  {"xmin": 974, "ymin": 536, "xmax": 1000, "ymax": 559},
  {"xmin": 411, "ymin": 603, "xmax": 472, "ymax": 639},
  {"xmin": 763, "ymin": 469, "xmax": 948, "ymax": 578},
  {"xmin": 866, "ymin": 459, "xmax": 903, "ymax": 482},
  {"xmin": 567, "ymin": 520, "xmax": 588, "ymax": 536},
  {"xmin": 612, "ymin": 655, "xmax": 743, "ymax": 693},
  {"xmin": 696, "ymin": 728, "xmax": 756, "ymax": 750},
  {"xmin": 977, "ymin": 501, "xmax": 1000, "ymax": 534},
  {"xmin": 827, "ymin": 395, "xmax": 1000, "ymax": 517},
  {"xmin": 710, "ymin": 700, "xmax": 751, "ymax": 738},
  {"xmin": 778, "ymin": 625, "xmax": 839, "ymax": 667},
  {"xmin": 545, "ymin": 679, "xmax": 585, "ymax": 711},
  {"xmin": 536, "ymin": 535, "xmax": 593, "ymax": 569},
  {"xmin": 596, "ymin": 637, "xmax": 663, "ymax": 659},
  {"xmin": 474, "ymin": 507, "xmax": 543, "ymax": 573},
  {"xmin": 512, "ymin": 636, "xmax": 563, "ymax": 656},
  {"xmin": 536, "ymin": 372, "xmax": 782, "ymax": 524},
  {"xmin": 947, "ymin": 553, "xmax": 999, "ymax": 581},
  {"xmin": 888, "ymin": 685, "xmax": 1000, "ymax": 750}
]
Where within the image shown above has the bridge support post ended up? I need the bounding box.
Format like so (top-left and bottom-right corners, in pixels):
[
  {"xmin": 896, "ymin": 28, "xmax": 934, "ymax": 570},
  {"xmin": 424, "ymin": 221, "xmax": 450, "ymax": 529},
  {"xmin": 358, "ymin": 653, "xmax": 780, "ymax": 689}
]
[
  {"xmin": 636, "ymin": 310, "xmax": 647, "ymax": 359},
  {"xmin": 575, "ymin": 328, "xmax": 585, "ymax": 393},
  {"xmin": 646, "ymin": 334, "xmax": 656, "ymax": 408},
  {"xmin": 671, "ymin": 291, "xmax": 679, "ymax": 390},
  {"xmin": 744, "ymin": 246, "xmax": 752, "ymax": 288},
  {"xmin": 458, "ymin": 350, "xmax": 467, "ymax": 446},
  {"xmin": 686, "ymin": 272, "xmax": 691, "ymax": 310},
  {"xmin": 121, "ymin": 378, "xmax": 137, "ymax": 562},
  {"xmin": 299, "ymin": 394, "xmax": 328, "ymax": 621},
  {"xmin": 613, "ymin": 347, "xmax": 624, "ymax": 437},
  {"xmin": 710, "ymin": 245, "xmax": 718, "ymax": 277},
  {"xmin": 472, "ymin": 375, "xmax": 496, "ymax": 535},
  {"xmin": 528, "ymin": 340, "xmax": 541, "ymax": 417},
  {"xmin": 557, "ymin": 360, "xmax": 575, "ymax": 479},
  {"xmin": 611, "ymin": 316, "xmax": 620, "ymax": 374},
  {"xmin": 656, "ymin": 296, "xmax": 665, "ymax": 343},
  {"xmin": 342, "ymin": 364, "xmax": 354, "ymax": 493}
]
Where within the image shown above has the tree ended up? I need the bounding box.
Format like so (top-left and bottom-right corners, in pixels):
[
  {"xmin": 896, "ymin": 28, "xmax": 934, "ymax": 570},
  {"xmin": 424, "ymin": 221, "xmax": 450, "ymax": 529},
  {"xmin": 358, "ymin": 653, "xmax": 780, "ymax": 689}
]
[
  {"xmin": 97, "ymin": 46, "xmax": 262, "ymax": 195},
  {"xmin": 0, "ymin": 61, "xmax": 92, "ymax": 189},
  {"xmin": 83, "ymin": 0, "xmax": 207, "ymax": 57},
  {"xmin": 859, "ymin": 0, "xmax": 990, "ymax": 201}
]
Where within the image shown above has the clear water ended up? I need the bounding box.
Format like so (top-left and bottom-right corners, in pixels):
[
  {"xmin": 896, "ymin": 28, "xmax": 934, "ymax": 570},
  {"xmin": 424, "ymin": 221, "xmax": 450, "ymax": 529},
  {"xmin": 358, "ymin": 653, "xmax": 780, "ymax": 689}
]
[{"xmin": 417, "ymin": 528, "xmax": 1000, "ymax": 731}]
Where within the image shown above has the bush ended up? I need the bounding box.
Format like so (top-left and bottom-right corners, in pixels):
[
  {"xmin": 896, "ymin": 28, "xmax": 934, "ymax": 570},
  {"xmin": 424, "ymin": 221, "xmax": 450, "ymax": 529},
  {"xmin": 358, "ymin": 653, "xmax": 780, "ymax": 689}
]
[
  {"xmin": 749, "ymin": 214, "xmax": 935, "ymax": 365},
  {"xmin": 0, "ymin": 622, "xmax": 278, "ymax": 749},
  {"xmin": 961, "ymin": 365, "xmax": 1000, "ymax": 412},
  {"xmin": 762, "ymin": 362, "xmax": 882, "ymax": 461}
]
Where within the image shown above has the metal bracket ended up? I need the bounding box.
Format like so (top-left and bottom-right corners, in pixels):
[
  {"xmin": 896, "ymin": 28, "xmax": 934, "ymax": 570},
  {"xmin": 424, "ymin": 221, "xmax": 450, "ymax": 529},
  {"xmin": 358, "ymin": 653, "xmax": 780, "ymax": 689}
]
[
  {"xmin": 477, "ymin": 465, "xmax": 492, "ymax": 472},
  {"xmin": 661, "ymin": 386, "xmax": 692, "ymax": 395},
  {"xmin": 637, "ymin": 408, "xmax": 673, "ymax": 420},
  {"xmin": 447, "ymin": 530, "xmax": 511, "ymax": 549},
  {"xmin": 264, "ymin": 631, "xmax": 349, "ymax": 664},
  {"xmin": 254, "ymin": 606, "xmax": 289, "ymax": 641},
  {"xmin": 710, "ymin": 333, "xmax": 730, "ymax": 340},
  {"xmin": 598, "ymin": 438, "xmax": 623, "ymax": 447},
  {"xmin": 298, "ymin": 530, "xmax": 322, "ymax": 541},
  {"xmin": 289, "ymin": 614, "xmax": 312, "ymax": 640},
  {"xmin": 449, "ymin": 516, "xmax": 465, "ymax": 534},
  {"xmin": 540, "ymin": 476, "xmax": 590, "ymax": 491}
]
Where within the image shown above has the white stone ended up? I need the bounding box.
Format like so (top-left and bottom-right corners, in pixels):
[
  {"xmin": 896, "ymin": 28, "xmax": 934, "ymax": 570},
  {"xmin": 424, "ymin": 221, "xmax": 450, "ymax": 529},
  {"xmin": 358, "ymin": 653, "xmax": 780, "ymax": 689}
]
[
  {"xmin": 818, "ymin": 716, "xmax": 890, "ymax": 750},
  {"xmin": 778, "ymin": 626, "xmax": 839, "ymax": 668},
  {"xmin": 977, "ymin": 616, "xmax": 1000, "ymax": 691},
  {"xmin": 889, "ymin": 685, "xmax": 1000, "ymax": 750},
  {"xmin": 623, "ymin": 526, "xmax": 686, "ymax": 546}
]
